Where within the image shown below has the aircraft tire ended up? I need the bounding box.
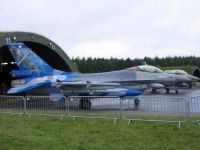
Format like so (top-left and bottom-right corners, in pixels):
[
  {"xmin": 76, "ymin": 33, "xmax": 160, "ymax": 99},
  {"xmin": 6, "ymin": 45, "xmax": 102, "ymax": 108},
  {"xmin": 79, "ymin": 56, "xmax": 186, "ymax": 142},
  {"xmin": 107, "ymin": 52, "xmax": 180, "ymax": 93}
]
[
  {"xmin": 152, "ymin": 89, "xmax": 156, "ymax": 93},
  {"xmin": 188, "ymin": 83, "xmax": 192, "ymax": 89},
  {"xmin": 166, "ymin": 88, "xmax": 169, "ymax": 94},
  {"xmin": 134, "ymin": 98, "xmax": 140, "ymax": 105},
  {"xmin": 79, "ymin": 98, "xmax": 91, "ymax": 110},
  {"xmin": 176, "ymin": 89, "xmax": 179, "ymax": 94}
]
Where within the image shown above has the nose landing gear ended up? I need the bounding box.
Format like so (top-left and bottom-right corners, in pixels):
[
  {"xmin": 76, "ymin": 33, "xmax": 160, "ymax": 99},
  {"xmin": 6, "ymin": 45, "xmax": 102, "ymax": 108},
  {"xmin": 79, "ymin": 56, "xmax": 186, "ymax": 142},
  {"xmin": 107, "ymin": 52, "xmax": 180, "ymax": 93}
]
[{"xmin": 166, "ymin": 88, "xmax": 179, "ymax": 94}]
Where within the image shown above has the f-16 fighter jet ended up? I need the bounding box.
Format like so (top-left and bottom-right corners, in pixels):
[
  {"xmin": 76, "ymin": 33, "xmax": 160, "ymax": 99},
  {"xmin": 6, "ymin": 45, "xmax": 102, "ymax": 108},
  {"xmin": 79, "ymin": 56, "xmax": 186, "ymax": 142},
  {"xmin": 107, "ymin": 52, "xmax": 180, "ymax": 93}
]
[
  {"xmin": 165, "ymin": 69, "xmax": 199, "ymax": 89},
  {"xmin": 6, "ymin": 43, "xmax": 190, "ymax": 107}
]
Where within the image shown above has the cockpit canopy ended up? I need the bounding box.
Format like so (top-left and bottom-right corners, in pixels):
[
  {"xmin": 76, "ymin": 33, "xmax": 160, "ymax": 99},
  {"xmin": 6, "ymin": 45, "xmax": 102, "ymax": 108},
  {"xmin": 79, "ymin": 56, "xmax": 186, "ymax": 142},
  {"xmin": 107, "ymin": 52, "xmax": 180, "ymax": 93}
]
[
  {"xmin": 128, "ymin": 65, "xmax": 163, "ymax": 73},
  {"xmin": 165, "ymin": 70, "xmax": 188, "ymax": 75}
]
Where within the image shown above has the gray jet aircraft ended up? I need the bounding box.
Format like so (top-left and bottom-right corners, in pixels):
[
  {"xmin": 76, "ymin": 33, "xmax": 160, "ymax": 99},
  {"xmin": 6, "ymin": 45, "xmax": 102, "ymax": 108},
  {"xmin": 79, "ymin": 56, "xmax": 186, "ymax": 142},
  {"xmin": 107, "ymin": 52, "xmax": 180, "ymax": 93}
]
[
  {"xmin": 164, "ymin": 69, "xmax": 199, "ymax": 90},
  {"xmin": 124, "ymin": 65, "xmax": 194, "ymax": 94},
  {"xmin": 6, "ymin": 43, "xmax": 191, "ymax": 108}
]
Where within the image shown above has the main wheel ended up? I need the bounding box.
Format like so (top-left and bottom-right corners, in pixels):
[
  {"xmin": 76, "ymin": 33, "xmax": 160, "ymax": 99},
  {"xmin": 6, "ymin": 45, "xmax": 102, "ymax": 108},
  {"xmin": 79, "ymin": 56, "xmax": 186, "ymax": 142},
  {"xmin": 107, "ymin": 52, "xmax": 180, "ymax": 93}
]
[
  {"xmin": 166, "ymin": 88, "xmax": 169, "ymax": 94},
  {"xmin": 152, "ymin": 89, "xmax": 156, "ymax": 93},
  {"xmin": 188, "ymin": 83, "xmax": 192, "ymax": 89},
  {"xmin": 175, "ymin": 89, "xmax": 179, "ymax": 94},
  {"xmin": 79, "ymin": 98, "xmax": 91, "ymax": 110},
  {"xmin": 134, "ymin": 98, "xmax": 140, "ymax": 105}
]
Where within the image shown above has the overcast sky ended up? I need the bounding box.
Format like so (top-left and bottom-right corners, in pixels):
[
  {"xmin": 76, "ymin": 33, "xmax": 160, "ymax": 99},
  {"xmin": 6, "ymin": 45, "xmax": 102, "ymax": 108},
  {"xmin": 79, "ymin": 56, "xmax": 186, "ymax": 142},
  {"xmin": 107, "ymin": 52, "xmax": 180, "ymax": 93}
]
[{"xmin": 1, "ymin": 0, "xmax": 200, "ymax": 59}]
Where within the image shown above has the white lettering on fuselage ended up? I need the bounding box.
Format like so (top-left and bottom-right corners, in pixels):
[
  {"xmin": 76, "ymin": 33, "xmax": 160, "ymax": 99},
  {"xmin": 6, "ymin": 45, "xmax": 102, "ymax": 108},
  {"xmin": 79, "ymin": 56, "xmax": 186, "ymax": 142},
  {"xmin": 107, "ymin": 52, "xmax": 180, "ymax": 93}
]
[
  {"xmin": 37, "ymin": 75, "xmax": 67, "ymax": 81},
  {"xmin": 37, "ymin": 76, "xmax": 53, "ymax": 81}
]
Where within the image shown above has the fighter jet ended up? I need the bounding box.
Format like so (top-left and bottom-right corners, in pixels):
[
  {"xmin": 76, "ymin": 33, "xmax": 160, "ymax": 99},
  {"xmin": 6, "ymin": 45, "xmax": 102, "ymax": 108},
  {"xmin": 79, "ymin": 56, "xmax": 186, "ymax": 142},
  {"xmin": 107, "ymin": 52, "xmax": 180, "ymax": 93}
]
[
  {"xmin": 5, "ymin": 43, "xmax": 188, "ymax": 108},
  {"xmin": 127, "ymin": 65, "xmax": 194, "ymax": 94},
  {"xmin": 164, "ymin": 69, "xmax": 199, "ymax": 89}
]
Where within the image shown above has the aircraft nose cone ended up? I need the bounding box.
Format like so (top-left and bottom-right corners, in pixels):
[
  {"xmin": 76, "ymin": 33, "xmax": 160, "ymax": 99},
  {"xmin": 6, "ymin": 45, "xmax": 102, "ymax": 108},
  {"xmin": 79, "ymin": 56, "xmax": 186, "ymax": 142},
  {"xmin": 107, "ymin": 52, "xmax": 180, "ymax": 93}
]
[
  {"xmin": 175, "ymin": 75, "xmax": 191, "ymax": 82},
  {"xmin": 188, "ymin": 75, "xmax": 200, "ymax": 81}
]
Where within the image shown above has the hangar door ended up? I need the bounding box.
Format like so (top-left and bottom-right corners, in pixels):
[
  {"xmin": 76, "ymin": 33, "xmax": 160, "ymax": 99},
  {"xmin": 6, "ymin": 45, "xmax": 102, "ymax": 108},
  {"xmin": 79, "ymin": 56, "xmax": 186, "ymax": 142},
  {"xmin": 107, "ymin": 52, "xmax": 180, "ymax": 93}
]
[
  {"xmin": 0, "ymin": 45, "xmax": 17, "ymax": 94},
  {"xmin": 0, "ymin": 32, "xmax": 78, "ymax": 94}
]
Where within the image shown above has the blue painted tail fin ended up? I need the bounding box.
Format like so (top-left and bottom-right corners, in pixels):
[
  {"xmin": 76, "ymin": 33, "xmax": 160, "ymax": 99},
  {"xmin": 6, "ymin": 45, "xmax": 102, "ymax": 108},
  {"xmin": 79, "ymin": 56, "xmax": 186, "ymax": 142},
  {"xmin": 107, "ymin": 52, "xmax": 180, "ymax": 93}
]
[{"xmin": 6, "ymin": 43, "xmax": 54, "ymax": 77}]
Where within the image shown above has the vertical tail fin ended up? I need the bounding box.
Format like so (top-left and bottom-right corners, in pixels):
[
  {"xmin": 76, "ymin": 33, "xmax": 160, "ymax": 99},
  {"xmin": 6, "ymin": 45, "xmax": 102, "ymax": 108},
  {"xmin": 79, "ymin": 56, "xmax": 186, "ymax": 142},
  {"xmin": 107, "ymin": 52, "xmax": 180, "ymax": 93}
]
[{"xmin": 6, "ymin": 43, "xmax": 53, "ymax": 76}]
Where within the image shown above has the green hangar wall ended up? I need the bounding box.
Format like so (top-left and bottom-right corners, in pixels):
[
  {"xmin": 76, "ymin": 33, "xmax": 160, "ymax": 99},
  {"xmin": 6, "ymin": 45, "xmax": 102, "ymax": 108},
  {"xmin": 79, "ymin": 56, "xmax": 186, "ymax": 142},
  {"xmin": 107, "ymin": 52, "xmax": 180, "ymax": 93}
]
[{"xmin": 0, "ymin": 31, "xmax": 78, "ymax": 94}]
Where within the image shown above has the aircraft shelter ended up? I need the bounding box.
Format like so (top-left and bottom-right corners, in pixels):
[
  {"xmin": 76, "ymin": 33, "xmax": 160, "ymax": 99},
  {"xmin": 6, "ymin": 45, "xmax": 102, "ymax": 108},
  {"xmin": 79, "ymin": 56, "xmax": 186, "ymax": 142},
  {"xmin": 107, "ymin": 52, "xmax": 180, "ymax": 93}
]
[
  {"xmin": 193, "ymin": 67, "xmax": 200, "ymax": 78},
  {"xmin": 0, "ymin": 32, "xmax": 78, "ymax": 94}
]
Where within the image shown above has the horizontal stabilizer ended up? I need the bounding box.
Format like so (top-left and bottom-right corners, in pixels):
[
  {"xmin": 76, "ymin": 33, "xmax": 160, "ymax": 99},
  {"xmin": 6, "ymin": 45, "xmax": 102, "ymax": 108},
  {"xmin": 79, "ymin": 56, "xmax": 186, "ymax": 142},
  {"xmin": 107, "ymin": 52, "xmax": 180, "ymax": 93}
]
[{"xmin": 7, "ymin": 83, "xmax": 43, "ymax": 94}]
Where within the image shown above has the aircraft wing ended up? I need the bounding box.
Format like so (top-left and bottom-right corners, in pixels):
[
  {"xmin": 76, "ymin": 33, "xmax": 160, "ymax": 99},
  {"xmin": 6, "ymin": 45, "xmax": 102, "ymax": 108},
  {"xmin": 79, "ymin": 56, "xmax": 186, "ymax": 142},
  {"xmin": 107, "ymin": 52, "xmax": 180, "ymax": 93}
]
[{"xmin": 56, "ymin": 81, "xmax": 121, "ymax": 88}]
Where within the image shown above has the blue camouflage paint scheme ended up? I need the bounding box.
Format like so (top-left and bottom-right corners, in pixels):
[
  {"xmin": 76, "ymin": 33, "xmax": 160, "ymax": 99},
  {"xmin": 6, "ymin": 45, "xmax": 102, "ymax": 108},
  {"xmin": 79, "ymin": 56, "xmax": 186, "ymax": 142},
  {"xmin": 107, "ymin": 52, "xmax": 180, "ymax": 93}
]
[
  {"xmin": 7, "ymin": 43, "xmax": 53, "ymax": 75},
  {"xmin": 6, "ymin": 43, "xmax": 143, "ymax": 98}
]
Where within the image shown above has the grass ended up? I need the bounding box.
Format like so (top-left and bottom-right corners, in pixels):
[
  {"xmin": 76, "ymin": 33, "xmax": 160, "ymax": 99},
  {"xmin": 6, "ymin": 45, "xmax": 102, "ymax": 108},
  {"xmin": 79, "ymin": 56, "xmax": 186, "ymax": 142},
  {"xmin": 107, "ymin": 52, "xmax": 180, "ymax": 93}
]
[{"xmin": 0, "ymin": 114, "xmax": 200, "ymax": 150}]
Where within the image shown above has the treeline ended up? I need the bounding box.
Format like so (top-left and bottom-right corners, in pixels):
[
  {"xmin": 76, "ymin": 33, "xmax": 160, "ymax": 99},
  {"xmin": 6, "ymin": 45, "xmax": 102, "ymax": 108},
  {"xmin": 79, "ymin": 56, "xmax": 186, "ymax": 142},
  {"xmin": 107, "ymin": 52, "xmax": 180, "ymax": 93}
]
[{"xmin": 72, "ymin": 56, "xmax": 200, "ymax": 73}]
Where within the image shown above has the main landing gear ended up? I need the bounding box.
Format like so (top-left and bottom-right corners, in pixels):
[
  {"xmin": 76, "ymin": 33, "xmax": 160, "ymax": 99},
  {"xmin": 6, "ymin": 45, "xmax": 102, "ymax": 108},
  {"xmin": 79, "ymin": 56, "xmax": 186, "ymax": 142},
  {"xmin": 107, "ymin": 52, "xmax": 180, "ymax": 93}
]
[
  {"xmin": 166, "ymin": 88, "xmax": 169, "ymax": 94},
  {"xmin": 134, "ymin": 98, "xmax": 140, "ymax": 105},
  {"xmin": 79, "ymin": 98, "xmax": 91, "ymax": 109},
  {"xmin": 166, "ymin": 88, "xmax": 179, "ymax": 94},
  {"xmin": 175, "ymin": 89, "xmax": 179, "ymax": 94},
  {"xmin": 152, "ymin": 89, "xmax": 156, "ymax": 94}
]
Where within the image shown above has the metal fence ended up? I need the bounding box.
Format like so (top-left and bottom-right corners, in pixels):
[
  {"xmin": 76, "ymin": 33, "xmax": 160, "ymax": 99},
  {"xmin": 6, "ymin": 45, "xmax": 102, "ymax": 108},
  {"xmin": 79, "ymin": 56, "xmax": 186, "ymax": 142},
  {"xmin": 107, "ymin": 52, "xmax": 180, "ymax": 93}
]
[
  {"xmin": 189, "ymin": 96, "xmax": 200, "ymax": 117},
  {"xmin": 25, "ymin": 96, "xmax": 67, "ymax": 120},
  {"xmin": 1, "ymin": 95, "xmax": 200, "ymax": 127},
  {"xmin": 120, "ymin": 96, "xmax": 186, "ymax": 127},
  {"xmin": 0, "ymin": 95, "xmax": 25, "ymax": 116},
  {"xmin": 67, "ymin": 96, "xmax": 121, "ymax": 123}
]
